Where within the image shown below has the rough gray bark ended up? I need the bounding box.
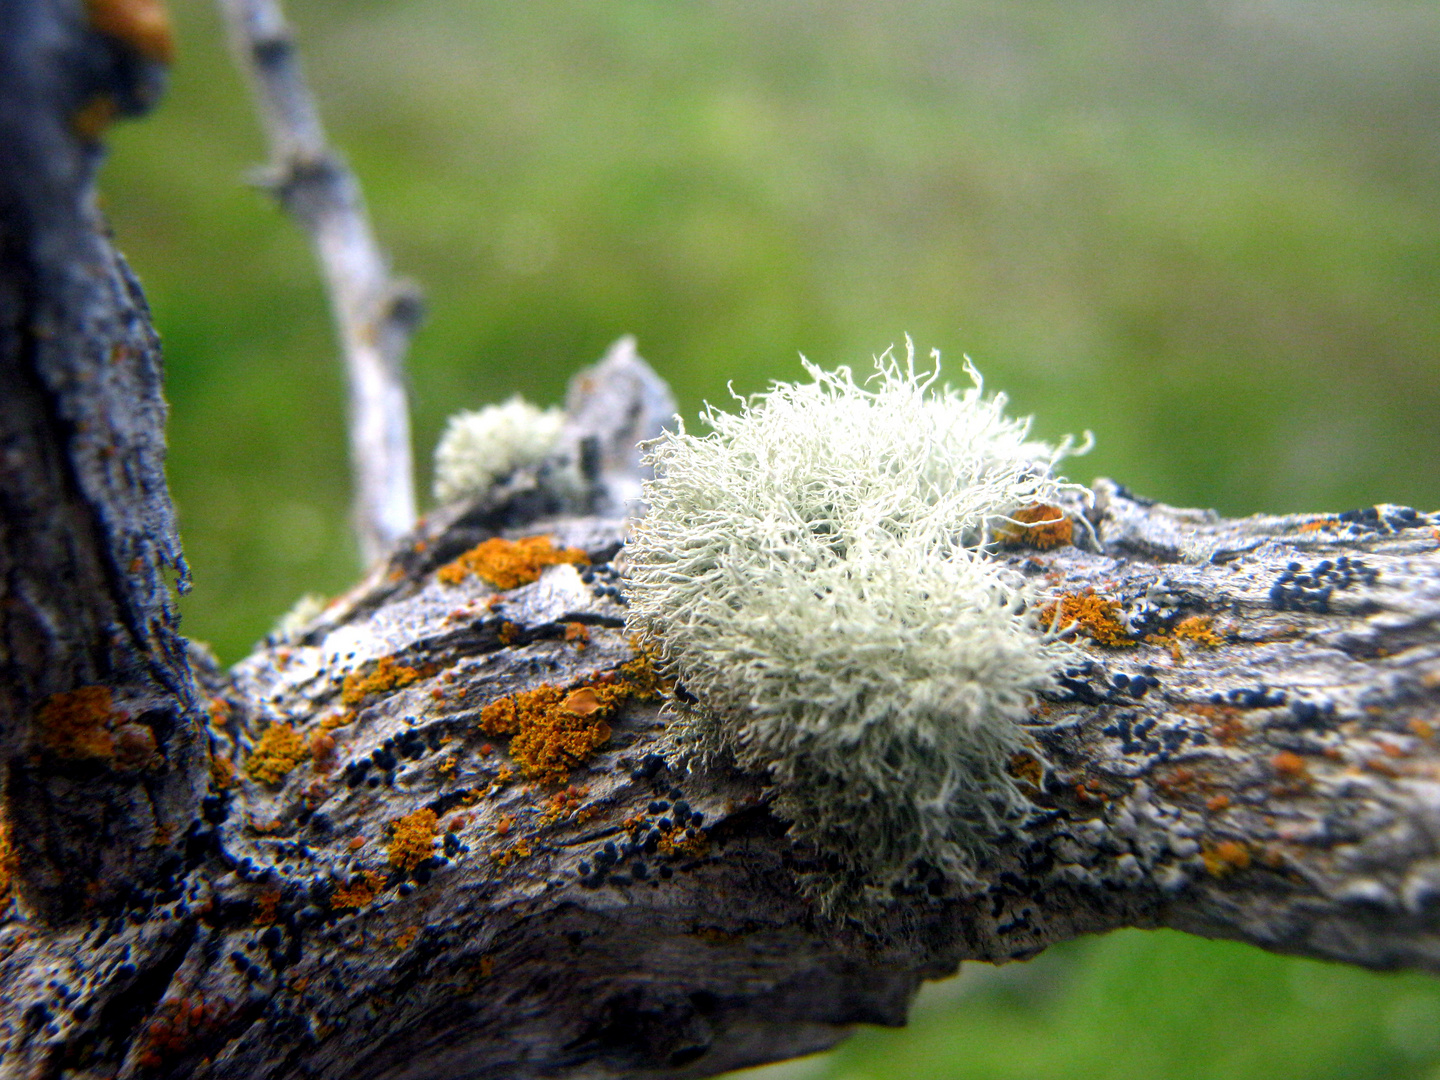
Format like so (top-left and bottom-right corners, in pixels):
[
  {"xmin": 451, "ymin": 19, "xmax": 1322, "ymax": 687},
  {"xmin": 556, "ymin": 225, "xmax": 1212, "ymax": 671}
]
[{"xmin": 3, "ymin": 4, "xmax": 1440, "ymax": 1079}]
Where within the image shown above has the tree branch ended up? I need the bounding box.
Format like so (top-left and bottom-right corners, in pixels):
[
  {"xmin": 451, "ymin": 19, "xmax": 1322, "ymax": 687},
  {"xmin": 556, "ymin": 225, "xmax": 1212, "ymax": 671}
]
[
  {"xmin": 0, "ymin": 0, "xmax": 207, "ymax": 926},
  {"xmin": 4, "ymin": 5, "xmax": 1440, "ymax": 1077},
  {"xmin": 217, "ymin": 0, "xmax": 421, "ymax": 564}
]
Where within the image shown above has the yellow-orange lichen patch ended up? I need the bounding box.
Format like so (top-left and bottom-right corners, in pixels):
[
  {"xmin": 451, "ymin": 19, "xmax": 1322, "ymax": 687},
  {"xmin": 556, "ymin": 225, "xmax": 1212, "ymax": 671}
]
[
  {"xmin": 1201, "ymin": 839, "xmax": 1251, "ymax": 878},
  {"xmin": 997, "ymin": 504, "xmax": 1073, "ymax": 550},
  {"xmin": 36, "ymin": 685, "xmax": 120, "ymax": 760},
  {"xmin": 1006, "ymin": 751, "xmax": 1044, "ymax": 790},
  {"xmin": 392, "ymin": 926, "xmax": 420, "ymax": 951},
  {"xmin": 564, "ymin": 622, "xmax": 590, "ymax": 649},
  {"xmin": 330, "ymin": 870, "xmax": 385, "ymax": 910},
  {"xmin": 388, "ymin": 808, "xmax": 439, "ymax": 874},
  {"xmin": 1041, "ymin": 590, "xmax": 1133, "ymax": 648},
  {"xmin": 488, "ymin": 840, "xmax": 533, "ymax": 869},
  {"xmin": 244, "ymin": 722, "xmax": 307, "ymax": 785},
  {"xmin": 658, "ymin": 827, "xmax": 709, "ymax": 859},
  {"xmin": 1410, "ymin": 718, "xmax": 1436, "ymax": 740},
  {"xmin": 437, "ymin": 535, "xmax": 588, "ymax": 590},
  {"xmin": 539, "ymin": 785, "xmax": 588, "ymax": 827},
  {"xmin": 1298, "ymin": 518, "xmax": 1341, "ymax": 533},
  {"xmin": 341, "ymin": 655, "xmax": 423, "ymax": 707},
  {"xmin": 253, "ymin": 888, "xmax": 281, "ymax": 926},
  {"xmin": 209, "ymin": 750, "xmax": 235, "ymax": 790},
  {"xmin": 86, "ymin": 0, "xmax": 174, "ymax": 63},
  {"xmin": 1172, "ymin": 615, "xmax": 1222, "ymax": 648},
  {"xmin": 0, "ymin": 817, "xmax": 13, "ymax": 908},
  {"xmin": 497, "ymin": 622, "xmax": 521, "ymax": 647},
  {"xmin": 478, "ymin": 655, "xmax": 661, "ymax": 784}
]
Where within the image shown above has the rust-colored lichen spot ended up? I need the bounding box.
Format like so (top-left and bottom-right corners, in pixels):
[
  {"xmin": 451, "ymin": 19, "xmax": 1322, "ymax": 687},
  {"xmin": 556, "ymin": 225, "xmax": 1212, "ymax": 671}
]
[
  {"xmin": 1410, "ymin": 718, "xmax": 1436, "ymax": 740},
  {"xmin": 392, "ymin": 926, "xmax": 420, "ymax": 951},
  {"xmin": 244, "ymin": 722, "xmax": 307, "ymax": 785},
  {"xmin": 539, "ymin": 784, "xmax": 588, "ymax": 826},
  {"xmin": 1040, "ymin": 590, "xmax": 1133, "ymax": 648},
  {"xmin": 388, "ymin": 808, "xmax": 439, "ymax": 874},
  {"xmin": 1172, "ymin": 615, "xmax": 1222, "ymax": 648},
  {"xmin": 1201, "ymin": 839, "xmax": 1251, "ymax": 878},
  {"xmin": 997, "ymin": 504, "xmax": 1072, "ymax": 550},
  {"xmin": 1298, "ymin": 518, "xmax": 1340, "ymax": 533},
  {"xmin": 477, "ymin": 655, "xmax": 661, "ymax": 784},
  {"xmin": 488, "ymin": 839, "xmax": 533, "ymax": 868},
  {"xmin": 36, "ymin": 685, "xmax": 120, "ymax": 760},
  {"xmin": 1006, "ymin": 751, "xmax": 1044, "ymax": 790},
  {"xmin": 340, "ymin": 655, "xmax": 424, "ymax": 707},
  {"xmin": 1271, "ymin": 751, "xmax": 1308, "ymax": 778},
  {"xmin": 330, "ymin": 870, "xmax": 385, "ymax": 911},
  {"xmin": 658, "ymin": 827, "xmax": 709, "ymax": 859},
  {"xmin": 437, "ymin": 535, "xmax": 588, "ymax": 590},
  {"xmin": 564, "ymin": 622, "xmax": 591, "ymax": 649},
  {"xmin": 0, "ymin": 817, "xmax": 14, "ymax": 909},
  {"xmin": 497, "ymin": 621, "xmax": 521, "ymax": 646},
  {"xmin": 86, "ymin": 0, "xmax": 174, "ymax": 63},
  {"xmin": 308, "ymin": 730, "xmax": 337, "ymax": 774},
  {"xmin": 253, "ymin": 888, "xmax": 282, "ymax": 926},
  {"xmin": 135, "ymin": 993, "xmax": 233, "ymax": 1072},
  {"xmin": 1205, "ymin": 793, "xmax": 1231, "ymax": 813}
]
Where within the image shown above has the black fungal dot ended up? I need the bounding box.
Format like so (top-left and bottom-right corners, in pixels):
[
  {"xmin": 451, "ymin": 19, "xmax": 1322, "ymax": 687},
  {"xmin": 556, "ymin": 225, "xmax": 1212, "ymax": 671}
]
[
  {"xmin": 690, "ymin": 812, "xmax": 704, "ymax": 827},
  {"xmin": 649, "ymin": 801, "xmax": 669, "ymax": 814},
  {"xmin": 659, "ymin": 866, "xmax": 673, "ymax": 880}
]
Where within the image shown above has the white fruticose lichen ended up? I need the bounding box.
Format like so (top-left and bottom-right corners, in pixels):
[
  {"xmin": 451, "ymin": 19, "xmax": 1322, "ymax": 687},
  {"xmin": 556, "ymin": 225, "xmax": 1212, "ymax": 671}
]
[
  {"xmin": 432, "ymin": 396, "xmax": 565, "ymax": 505},
  {"xmin": 624, "ymin": 342, "xmax": 1088, "ymax": 908}
]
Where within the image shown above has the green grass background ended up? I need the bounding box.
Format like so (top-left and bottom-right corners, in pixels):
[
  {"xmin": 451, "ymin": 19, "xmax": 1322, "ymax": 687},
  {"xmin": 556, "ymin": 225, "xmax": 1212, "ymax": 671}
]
[{"xmin": 99, "ymin": 2, "xmax": 1440, "ymax": 1076}]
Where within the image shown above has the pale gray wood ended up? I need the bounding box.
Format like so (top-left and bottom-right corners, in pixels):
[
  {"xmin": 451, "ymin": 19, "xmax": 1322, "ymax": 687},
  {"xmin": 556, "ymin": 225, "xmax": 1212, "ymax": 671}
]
[{"xmin": 217, "ymin": 0, "xmax": 421, "ymax": 563}]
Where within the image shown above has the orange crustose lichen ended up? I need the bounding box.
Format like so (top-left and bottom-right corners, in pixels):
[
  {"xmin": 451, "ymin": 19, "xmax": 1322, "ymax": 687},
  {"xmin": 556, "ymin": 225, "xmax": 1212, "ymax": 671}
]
[
  {"xmin": 341, "ymin": 655, "xmax": 423, "ymax": 707},
  {"xmin": 997, "ymin": 503, "xmax": 1073, "ymax": 550},
  {"xmin": 1201, "ymin": 839, "xmax": 1251, "ymax": 878},
  {"xmin": 477, "ymin": 655, "xmax": 661, "ymax": 784},
  {"xmin": 244, "ymin": 722, "xmax": 307, "ymax": 785},
  {"xmin": 330, "ymin": 870, "xmax": 385, "ymax": 910},
  {"xmin": 36, "ymin": 685, "xmax": 121, "ymax": 760},
  {"xmin": 1041, "ymin": 590, "xmax": 1132, "ymax": 648},
  {"xmin": 437, "ymin": 535, "xmax": 588, "ymax": 590},
  {"xmin": 1172, "ymin": 615, "xmax": 1222, "ymax": 648},
  {"xmin": 388, "ymin": 808, "xmax": 439, "ymax": 873},
  {"xmin": 86, "ymin": 0, "xmax": 175, "ymax": 63}
]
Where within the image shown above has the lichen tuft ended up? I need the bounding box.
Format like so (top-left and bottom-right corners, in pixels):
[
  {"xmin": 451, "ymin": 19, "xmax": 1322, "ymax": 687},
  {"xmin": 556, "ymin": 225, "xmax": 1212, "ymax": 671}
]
[
  {"xmin": 432, "ymin": 396, "xmax": 566, "ymax": 505},
  {"xmin": 624, "ymin": 343, "xmax": 1088, "ymax": 907}
]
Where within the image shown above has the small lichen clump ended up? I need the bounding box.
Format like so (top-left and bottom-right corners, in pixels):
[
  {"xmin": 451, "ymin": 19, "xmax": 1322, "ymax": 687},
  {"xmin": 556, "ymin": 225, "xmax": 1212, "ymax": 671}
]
[
  {"xmin": 244, "ymin": 722, "xmax": 307, "ymax": 785},
  {"xmin": 36, "ymin": 685, "xmax": 119, "ymax": 759},
  {"xmin": 340, "ymin": 655, "xmax": 423, "ymax": 707},
  {"xmin": 388, "ymin": 808, "xmax": 439, "ymax": 873},
  {"xmin": 437, "ymin": 535, "xmax": 588, "ymax": 590},
  {"xmin": 625, "ymin": 345, "xmax": 1087, "ymax": 906},
  {"xmin": 479, "ymin": 657, "xmax": 661, "ymax": 784},
  {"xmin": 432, "ymin": 396, "xmax": 565, "ymax": 505}
]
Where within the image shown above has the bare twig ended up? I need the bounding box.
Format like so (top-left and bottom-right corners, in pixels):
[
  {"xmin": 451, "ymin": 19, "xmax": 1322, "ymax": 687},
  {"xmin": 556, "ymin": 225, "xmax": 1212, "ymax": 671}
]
[{"xmin": 217, "ymin": 0, "xmax": 420, "ymax": 564}]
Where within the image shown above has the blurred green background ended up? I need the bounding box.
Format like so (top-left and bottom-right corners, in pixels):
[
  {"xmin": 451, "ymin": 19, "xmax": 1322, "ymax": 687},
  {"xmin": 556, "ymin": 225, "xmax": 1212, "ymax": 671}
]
[{"xmin": 98, "ymin": 1, "xmax": 1440, "ymax": 1077}]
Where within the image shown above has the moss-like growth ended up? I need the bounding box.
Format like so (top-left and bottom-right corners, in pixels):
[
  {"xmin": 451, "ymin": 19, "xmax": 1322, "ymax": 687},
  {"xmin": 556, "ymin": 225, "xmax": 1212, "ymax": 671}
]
[
  {"xmin": 432, "ymin": 396, "xmax": 565, "ymax": 505},
  {"xmin": 625, "ymin": 345, "xmax": 1087, "ymax": 908}
]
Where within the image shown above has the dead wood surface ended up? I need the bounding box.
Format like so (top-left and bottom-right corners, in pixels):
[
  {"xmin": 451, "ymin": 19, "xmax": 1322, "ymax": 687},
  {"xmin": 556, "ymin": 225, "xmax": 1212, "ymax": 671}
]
[{"xmin": 3, "ymin": 4, "xmax": 1440, "ymax": 1078}]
